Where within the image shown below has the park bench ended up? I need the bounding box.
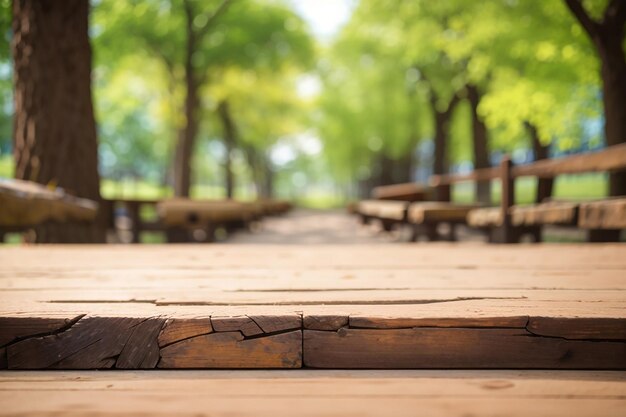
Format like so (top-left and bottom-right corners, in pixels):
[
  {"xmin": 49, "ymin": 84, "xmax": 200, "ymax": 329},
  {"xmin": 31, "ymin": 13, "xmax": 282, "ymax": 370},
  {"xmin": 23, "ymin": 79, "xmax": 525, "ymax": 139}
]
[
  {"xmin": 157, "ymin": 198, "xmax": 269, "ymax": 242},
  {"xmin": 101, "ymin": 197, "xmax": 292, "ymax": 243},
  {"xmin": 466, "ymin": 143, "xmax": 626, "ymax": 242},
  {"xmin": 0, "ymin": 179, "xmax": 98, "ymax": 242},
  {"xmin": 355, "ymin": 183, "xmax": 430, "ymax": 230}
]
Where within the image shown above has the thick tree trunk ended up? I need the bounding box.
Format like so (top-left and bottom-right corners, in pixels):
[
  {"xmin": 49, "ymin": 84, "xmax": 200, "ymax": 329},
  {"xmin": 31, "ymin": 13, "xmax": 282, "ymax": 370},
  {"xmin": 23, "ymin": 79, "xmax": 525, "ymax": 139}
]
[
  {"xmin": 564, "ymin": 0, "xmax": 626, "ymax": 196},
  {"xmin": 597, "ymin": 31, "xmax": 626, "ymax": 196},
  {"xmin": 217, "ymin": 100, "xmax": 236, "ymax": 199},
  {"xmin": 12, "ymin": 0, "xmax": 104, "ymax": 243},
  {"xmin": 467, "ymin": 84, "xmax": 491, "ymax": 203},
  {"xmin": 432, "ymin": 95, "xmax": 460, "ymax": 175},
  {"xmin": 173, "ymin": 8, "xmax": 199, "ymax": 198},
  {"xmin": 526, "ymin": 122, "xmax": 554, "ymax": 203}
]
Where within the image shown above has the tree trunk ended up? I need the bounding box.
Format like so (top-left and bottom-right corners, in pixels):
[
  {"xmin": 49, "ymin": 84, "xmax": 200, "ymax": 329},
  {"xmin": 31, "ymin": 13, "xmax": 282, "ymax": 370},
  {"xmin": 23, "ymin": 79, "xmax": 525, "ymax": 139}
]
[
  {"xmin": 261, "ymin": 159, "xmax": 274, "ymax": 199},
  {"xmin": 466, "ymin": 84, "xmax": 491, "ymax": 203},
  {"xmin": 526, "ymin": 122, "xmax": 554, "ymax": 203},
  {"xmin": 597, "ymin": 29, "xmax": 626, "ymax": 196},
  {"xmin": 173, "ymin": 7, "xmax": 199, "ymax": 198},
  {"xmin": 217, "ymin": 100, "xmax": 237, "ymax": 199},
  {"xmin": 377, "ymin": 153, "xmax": 395, "ymax": 186},
  {"xmin": 393, "ymin": 152, "xmax": 413, "ymax": 184},
  {"xmin": 432, "ymin": 94, "xmax": 460, "ymax": 175},
  {"xmin": 12, "ymin": 0, "xmax": 104, "ymax": 243},
  {"xmin": 564, "ymin": 0, "xmax": 626, "ymax": 196}
]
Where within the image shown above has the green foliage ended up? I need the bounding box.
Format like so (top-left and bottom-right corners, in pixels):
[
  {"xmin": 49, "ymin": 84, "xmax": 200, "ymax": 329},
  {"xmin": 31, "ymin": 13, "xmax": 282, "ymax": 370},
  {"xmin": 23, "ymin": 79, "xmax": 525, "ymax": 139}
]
[
  {"xmin": 315, "ymin": 0, "xmax": 613, "ymax": 188},
  {"xmin": 92, "ymin": 0, "xmax": 314, "ymax": 195}
]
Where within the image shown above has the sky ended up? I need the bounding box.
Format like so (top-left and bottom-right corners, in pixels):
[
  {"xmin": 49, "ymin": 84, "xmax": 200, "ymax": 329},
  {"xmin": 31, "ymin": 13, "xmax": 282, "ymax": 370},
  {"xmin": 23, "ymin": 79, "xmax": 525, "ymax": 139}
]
[{"xmin": 288, "ymin": 0, "xmax": 355, "ymax": 41}]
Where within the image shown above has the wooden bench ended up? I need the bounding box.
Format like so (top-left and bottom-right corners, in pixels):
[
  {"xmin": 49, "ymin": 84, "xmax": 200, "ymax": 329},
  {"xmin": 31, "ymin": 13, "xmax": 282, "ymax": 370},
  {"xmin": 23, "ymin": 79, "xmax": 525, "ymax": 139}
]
[
  {"xmin": 354, "ymin": 183, "xmax": 429, "ymax": 231},
  {"xmin": 0, "ymin": 179, "xmax": 98, "ymax": 241},
  {"xmin": 157, "ymin": 198, "xmax": 266, "ymax": 242},
  {"xmin": 371, "ymin": 182, "xmax": 429, "ymax": 202},
  {"xmin": 396, "ymin": 167, "xmax": 501, "ymax": 241},
  {"xmin": 466, "ymin": 144, "xmax": 626, "ymax": 242}
]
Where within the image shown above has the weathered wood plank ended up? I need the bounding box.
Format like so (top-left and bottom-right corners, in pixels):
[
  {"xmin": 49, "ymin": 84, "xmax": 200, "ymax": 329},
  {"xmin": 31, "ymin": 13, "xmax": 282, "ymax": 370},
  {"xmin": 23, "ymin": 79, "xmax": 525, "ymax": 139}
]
[
  {"xmin": 578, "ymin": 198, "xmax": 626, "ymax": 229},
  {"xmin": 1, "ymin": 244, "xmax": 625, "ymax": 369},
  {"xmin": 408, "ymin": 202, "xmax": 482, "ymax": 224},
  {"xmin": 527, "ymin": 317, "xmax": 626, "ymax": 340},
  {"xmin": 512, "ymin": 143, "xmax": 626, "ymax": 178},
  {"xmin": 159, "ymin": 330, "xmax": 302, "ymax": 368},
  {"xmin": 303, "ymin": 328, "xmax": 626, "ymax": 369},
  {"xmin": 157, "ymin": 318, "xmax": 213, "ymax": 347},
  {"xmin": 0, "ymin": 316, "xmax": 83, "ymax": 347},
  {"xmin": 371, "ymin": 182, "xmax": 428, "ymax": 202},
  {"xmin": 512, "ymin": 202, "xmax": 579, "ymax": 226},
  {"xmin": 6, "ymin": 316, "xmax": 164, "ymax": 369},
  {"xmin": 0, "ymin": 179, "xmax": 97, "ymax": 227},
  {"xmin": 348, "ymin": 316, "xmax": 529, "ymax": 329}
]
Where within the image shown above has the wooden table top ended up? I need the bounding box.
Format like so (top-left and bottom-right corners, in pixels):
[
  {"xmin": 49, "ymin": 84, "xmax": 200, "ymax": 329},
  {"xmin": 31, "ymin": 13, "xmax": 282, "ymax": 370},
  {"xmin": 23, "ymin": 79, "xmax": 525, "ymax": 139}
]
[{"xmin": 1, "ymin": 244, "xmax": 625, "ymax": 370}]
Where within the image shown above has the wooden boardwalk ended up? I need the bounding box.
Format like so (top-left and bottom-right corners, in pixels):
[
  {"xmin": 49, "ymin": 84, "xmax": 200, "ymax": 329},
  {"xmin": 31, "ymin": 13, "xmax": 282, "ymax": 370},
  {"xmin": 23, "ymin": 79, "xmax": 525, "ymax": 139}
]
[{"xmin": 1, "ymin": 244, "xmax": 625, "ymax": 370}]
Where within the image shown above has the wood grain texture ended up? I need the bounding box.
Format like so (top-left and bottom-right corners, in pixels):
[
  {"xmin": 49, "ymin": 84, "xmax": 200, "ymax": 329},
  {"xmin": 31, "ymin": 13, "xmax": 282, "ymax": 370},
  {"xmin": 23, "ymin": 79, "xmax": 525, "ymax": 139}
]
[
  {"xmin": 303, "ymin": 328, "xmax": 626, "ymax": 369},
  {"xmin": 0, "ymin": 244, "xmax": 625, "ymax": 369},
  {"xmin": 7, "ymin": 316, "xmax": 162, "ymax": 369},
  {"xmin": 2, "ymin": 370, "xmax": 625, "ymax": 417},
  {"xmin": 158, "ymin": 318, "xmax": 213, "ymax": 347},
  {"xmin": 159, "ymin": 330, "xmax": 302, "ymax": 368}
]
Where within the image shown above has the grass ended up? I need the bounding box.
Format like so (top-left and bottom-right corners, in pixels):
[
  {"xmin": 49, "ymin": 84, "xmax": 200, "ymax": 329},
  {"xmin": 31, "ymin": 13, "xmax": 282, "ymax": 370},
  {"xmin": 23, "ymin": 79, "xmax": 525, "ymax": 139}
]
[
  {"xmin": 452, "ymin": 174, "xmax": 607, "ymax": 205},
  {"xmin": 0, "ymin": 155, "xmax": 13, "ymax": 178},
  {"xmin": 1, "ymin": 154, "xmax": 610, "ymax": 208}
]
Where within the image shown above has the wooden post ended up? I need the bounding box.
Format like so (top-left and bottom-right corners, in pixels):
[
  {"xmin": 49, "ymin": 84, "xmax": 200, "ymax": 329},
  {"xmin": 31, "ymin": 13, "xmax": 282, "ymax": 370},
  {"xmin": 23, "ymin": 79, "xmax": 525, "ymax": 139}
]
[
  {"xmin": 499, "ymin": 155, "xmax": 515, "ymax": 244},
  {"xmin": 126, "ymin": 202, "xmax": 141, "ymax": 244},
  {"xmin": 435, "ymin": 184, "xmax": 451, "ymax": 202}
]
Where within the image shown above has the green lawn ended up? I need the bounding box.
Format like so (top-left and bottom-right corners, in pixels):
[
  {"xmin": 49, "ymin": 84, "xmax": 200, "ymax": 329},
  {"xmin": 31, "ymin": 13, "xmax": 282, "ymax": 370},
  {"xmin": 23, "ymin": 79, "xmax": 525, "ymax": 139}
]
[
  {"xmin": 452, "ymin": 174, "xmax": 607, "ymax": 205},
  {"xmin": 1, "ymin": 154, "xmax": 610, "ymax": 208}
]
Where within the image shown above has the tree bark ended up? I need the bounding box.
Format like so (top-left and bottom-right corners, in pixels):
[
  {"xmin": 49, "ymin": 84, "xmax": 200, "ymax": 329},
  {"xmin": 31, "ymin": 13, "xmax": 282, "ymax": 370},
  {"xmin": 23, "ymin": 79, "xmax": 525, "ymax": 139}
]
[
  {"xmin": 171, "ymin": 0, "xmax": 232, "ymax": 197},
  {"xmin": 466, "ymin": 84, "xmax": 491, "ymax": 203},
  {"xmin": 526, "ymin": 122, "xmax": 554, "ymax": 203},
  {"xmin": 12, "ymin": 0, "xmax": 104, "ymax": 243},
  {"xmin": 217, "ymin": 100, "xmax": 237, "ymax": 199},
  {"xmin": 564, "ymin": 0, "xmax": 626, "ymax": 196},
  {"xmin": 173, "ymin": 2, "xmax": 199, "ymax": 198},
  {"xmin": 432, "ymin": 94, "xmax": 460, "ymax": 175}
]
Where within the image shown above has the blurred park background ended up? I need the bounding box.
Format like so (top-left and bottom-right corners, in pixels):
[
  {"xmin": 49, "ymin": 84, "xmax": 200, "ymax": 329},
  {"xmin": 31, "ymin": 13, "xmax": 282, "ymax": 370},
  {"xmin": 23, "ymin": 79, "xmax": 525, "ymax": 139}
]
[{"xmin": 0, "ymin": 0, "xmax": 623, "ymax": 208}]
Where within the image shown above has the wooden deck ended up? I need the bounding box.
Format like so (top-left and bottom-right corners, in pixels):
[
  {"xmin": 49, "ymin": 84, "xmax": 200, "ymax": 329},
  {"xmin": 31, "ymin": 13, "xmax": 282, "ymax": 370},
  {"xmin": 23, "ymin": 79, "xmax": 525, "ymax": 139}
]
[
  {"xmin": 2, "ymin": 370, "xmax": 625, "ymax": 417},
  {"xmin": 1, "ymin": 244, "xmax": 625, "ymax": 370}
]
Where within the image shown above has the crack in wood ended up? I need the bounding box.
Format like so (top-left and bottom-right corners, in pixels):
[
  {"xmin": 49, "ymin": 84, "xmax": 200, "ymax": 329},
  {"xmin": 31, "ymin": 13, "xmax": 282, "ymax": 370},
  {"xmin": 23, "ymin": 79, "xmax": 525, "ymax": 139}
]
[{"xmin": 0, "ymin": 314, "xmax": 86, "ymax": 348}]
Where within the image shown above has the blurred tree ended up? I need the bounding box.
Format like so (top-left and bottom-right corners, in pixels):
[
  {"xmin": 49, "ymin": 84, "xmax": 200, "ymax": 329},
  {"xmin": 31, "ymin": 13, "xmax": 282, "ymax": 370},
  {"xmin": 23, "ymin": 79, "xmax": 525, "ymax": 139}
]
[
  {"xmin": 0, "ymin": 0, "xmax": 11, "ymax": 157},
  {"xmin": 563, "ymin": 0, "xmax": 626, "ymax": 195},
  {"xmin": 95, "ymin": 0, "xmax": 312, "ymax": 197},
  {"xmin": 208, "ymin": 66, "xmax": 311, "ymax": 198},
  {"xmin": 12, "ymin": 0, "xmax": 104, "ymax": 242}
]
